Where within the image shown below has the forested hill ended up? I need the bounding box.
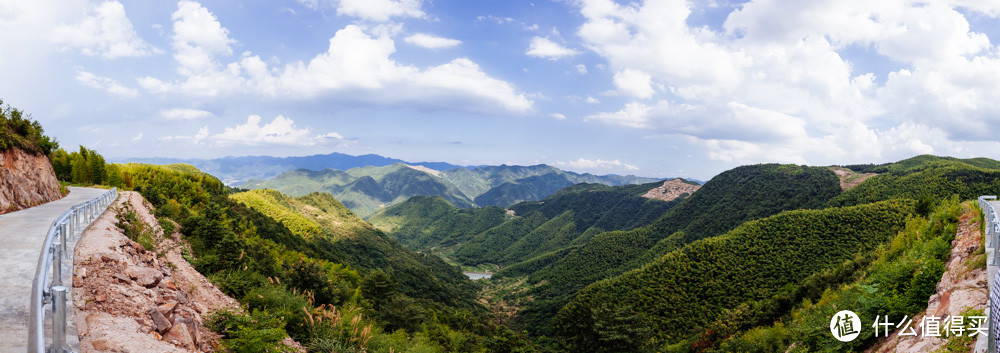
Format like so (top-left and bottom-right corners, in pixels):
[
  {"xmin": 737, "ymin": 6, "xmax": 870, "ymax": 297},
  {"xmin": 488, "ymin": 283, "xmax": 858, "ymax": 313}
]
[
  {"xmin": 554, "ymin": 199, "xmax": 916, "ymax": 352},
  {"xmin": 512, "ymin": 164, "xmax": 844, "ymax": 334},
  {"xmin": 242, "ymin": 163, "xmax": 661, "ymax": 217},
  {"xmin": 369, "ymin": 180, "xmax": 693, "ymax": 265},
  {"xmin": 117, "ymin": 163, "xmax": 508, "ymax": 352},
  {"xmin": 229, "ymin": 189, "xmax": 476, "ymax": 307},
  {"xmin": 830, "ymin": 155, "xmax": 1000, "ymax": 206}
]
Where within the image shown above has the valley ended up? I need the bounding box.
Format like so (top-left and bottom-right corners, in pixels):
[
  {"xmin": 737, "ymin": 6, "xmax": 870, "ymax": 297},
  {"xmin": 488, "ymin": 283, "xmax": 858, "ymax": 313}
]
[
  {"xmin": 4, "ymin": 100, "xmax": 997, "ymax": 353},
  {"xmin": 5, "ymin": 1, "xmax": 998, "ymax": 352}
]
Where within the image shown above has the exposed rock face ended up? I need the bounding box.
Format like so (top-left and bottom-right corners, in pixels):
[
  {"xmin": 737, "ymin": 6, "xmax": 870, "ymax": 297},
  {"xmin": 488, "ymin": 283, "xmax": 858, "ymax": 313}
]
[
  {"xmin": 0, "ymin": 147, "xmax": 61, "ymax": 213},
  {"xmin": 867, "ymin": 204, "xmax": 988, "ymax": 353},
  {"xmin": 641, "ymin": 178, "xmax": 701, "ymax": 202}
]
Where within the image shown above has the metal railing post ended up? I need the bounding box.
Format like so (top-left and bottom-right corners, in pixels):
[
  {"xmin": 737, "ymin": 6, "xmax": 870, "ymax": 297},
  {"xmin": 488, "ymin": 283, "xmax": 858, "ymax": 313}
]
[
  {"xmin": 51, "ymin": 244, "xmax": 61, "ymax": 287},
  {"xmin": 58, "ymin": 227, "xmax": 67, "ymax": 259},
  {"xmin": 51, "ymin": 286, "xmax": 68, "ymax": 353},
  {"xmin": 980, "ymin": 196, "xmax": 998, "ymax": 353}
]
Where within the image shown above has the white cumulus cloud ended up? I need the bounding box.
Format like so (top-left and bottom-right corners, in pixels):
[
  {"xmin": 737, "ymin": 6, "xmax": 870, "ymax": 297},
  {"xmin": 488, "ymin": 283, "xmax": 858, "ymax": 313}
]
[
  {"xmin": 142, "ymin": 16, "xmax": 533, "ymax": 114},
  {"xmin": 577, "ymin": 0, "xmax": 1000, "ymax": 166},
  {"xmin": 213, "ymin": 115, "xmax": 344, "ymax": 147},
  {"xmin": 404, "ymin": 33, "xmax": 461, "ymax": 49},
  {"xmin": 51, "ymin": 1, "xmax": 153, "ymax": 59},
  {"xmin": 76, "ymin": 70, "xmax": 138, "ymax": 97},
  {"xmin": 339, "ymin": 0, "xmax": 424, "ymax": 21},
  {"xmin": 161, "ymin": 108, "xmax": 214, "ymax": 121},
  {"xmin": 171, "ymin": 0, "xmax": 235, "ymax": 76},
  {"xmin": 526, "ymin": 37, "xmax": 580, "ymax": 60}
]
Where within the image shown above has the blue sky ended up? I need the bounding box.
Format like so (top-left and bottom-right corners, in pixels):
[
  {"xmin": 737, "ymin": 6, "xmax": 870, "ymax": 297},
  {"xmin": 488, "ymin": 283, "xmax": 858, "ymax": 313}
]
[{"xmin": 2, "ymin": 0, "xmax": 1000, "ymax": 180}]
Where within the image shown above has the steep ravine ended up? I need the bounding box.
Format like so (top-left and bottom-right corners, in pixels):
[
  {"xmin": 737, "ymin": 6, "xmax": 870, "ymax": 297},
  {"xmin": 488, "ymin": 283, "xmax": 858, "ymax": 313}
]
[{"xmin": 0, "ymin": 147, "xmax": 61, "ymax": 213}]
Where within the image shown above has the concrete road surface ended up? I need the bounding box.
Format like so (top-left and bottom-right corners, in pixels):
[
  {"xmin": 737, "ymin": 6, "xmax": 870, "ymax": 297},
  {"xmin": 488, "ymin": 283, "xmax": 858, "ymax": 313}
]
[{"xmin": 0, "ymin": 187, "xmax": 109, "ymax": 353}]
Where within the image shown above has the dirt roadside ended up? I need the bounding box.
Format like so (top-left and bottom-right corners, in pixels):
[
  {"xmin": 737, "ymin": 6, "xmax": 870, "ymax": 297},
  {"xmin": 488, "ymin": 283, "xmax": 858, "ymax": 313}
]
[{"xmin": 72, "ymin": 191, "xmax": 238, "ymax": 352}]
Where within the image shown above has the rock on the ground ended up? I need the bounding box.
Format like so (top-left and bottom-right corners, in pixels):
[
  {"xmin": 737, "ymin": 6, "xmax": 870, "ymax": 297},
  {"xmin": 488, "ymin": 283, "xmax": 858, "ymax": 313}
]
[
  {"xmin": 74, "ymin": 191, "xmax": 232, "ymax": 353},
  {"xmin": 164, "ymin": 323, "xmax": 194, "ymax": 349},
  {"xmin": 126, "ymin": 266, "xmax": 164, "ymax": 288}
]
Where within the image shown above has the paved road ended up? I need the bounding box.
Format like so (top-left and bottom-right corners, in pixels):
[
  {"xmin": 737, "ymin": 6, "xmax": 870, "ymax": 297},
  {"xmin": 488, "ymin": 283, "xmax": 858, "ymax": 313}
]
[{"xmin": 0, "ymin": 187, "xmax": 107, "ymax": 353}]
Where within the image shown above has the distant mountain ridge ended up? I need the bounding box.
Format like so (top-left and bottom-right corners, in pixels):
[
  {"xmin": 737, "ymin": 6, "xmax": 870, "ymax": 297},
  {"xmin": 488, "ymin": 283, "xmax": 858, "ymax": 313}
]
[
  {"xmin": 121, "ymin": 152, "xmax": 467, "ymax": 185},
  {"xmin": 242, "ymin": 163, "xmax": 663, "ymax": 217}
]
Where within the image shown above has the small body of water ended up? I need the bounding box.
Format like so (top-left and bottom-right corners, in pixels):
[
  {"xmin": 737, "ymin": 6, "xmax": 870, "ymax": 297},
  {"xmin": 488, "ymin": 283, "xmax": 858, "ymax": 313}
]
[{"xmin": 464, "ymin": 272, "xmax": 492, "ymax": 280}]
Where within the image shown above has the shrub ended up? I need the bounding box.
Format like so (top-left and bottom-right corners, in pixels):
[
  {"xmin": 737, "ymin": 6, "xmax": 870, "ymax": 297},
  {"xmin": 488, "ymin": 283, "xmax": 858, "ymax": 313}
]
[{"xmin": 205, "ymin": 308, "xmax": 292, "ymax": 353}]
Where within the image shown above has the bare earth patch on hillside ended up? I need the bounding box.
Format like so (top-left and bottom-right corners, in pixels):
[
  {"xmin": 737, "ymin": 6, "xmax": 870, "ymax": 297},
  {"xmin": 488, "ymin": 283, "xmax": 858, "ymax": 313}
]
[
  {"xmin": 405, "ymin": 164, "xmax": 441, "ymax": 177},
  {"xmin": 641, "ymin": 178, "xmax": 701, "ymax": 202},
  {"xmin": 72, "ymin": 191, "xmax": 237, "ymax": 352},
  {"xmin": 867, "ymin": 204, "xmax": 987, "ymax": 353},
  {"xmin": 830, "ymin": 167, "xmax": 878, "ymax": 191}
]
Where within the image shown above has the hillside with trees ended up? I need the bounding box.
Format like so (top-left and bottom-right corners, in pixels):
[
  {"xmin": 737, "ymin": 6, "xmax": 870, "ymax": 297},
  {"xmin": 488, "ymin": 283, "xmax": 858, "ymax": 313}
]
[
  {"xmin": 243, "ymin": 163, "xmax": 661, "ymax": 217},
  {"xmin": 553, "ymin": 199, "xmax": 915, "ymax": 352},
  {"xmin": 369, "ymin": 180, "xmax": 691, "ymax": 266},
  {"xmin": 101, "ymin": 164, "xmax": 521, "ymax": 352}
]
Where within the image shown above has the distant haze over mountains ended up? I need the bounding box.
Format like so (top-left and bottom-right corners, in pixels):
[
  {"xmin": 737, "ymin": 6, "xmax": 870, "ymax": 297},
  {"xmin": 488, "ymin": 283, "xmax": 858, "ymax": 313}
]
[
  {"xmin": 240, "ymin": 162, "xmax": 664, "ymax": 217},
  {"xmin": 122, "ymin": 152, "xmax": 667, "ymax": 217},
  {"xmin": 120, "ymin": 152, "xmax": 467, "ymax": 185}
]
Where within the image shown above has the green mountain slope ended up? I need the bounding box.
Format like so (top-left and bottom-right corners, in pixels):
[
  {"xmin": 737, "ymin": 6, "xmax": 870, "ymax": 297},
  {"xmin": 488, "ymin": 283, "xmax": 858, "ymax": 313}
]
[
  {"xmin": 121, "ymin": 164, "xmax": 501, "ymax": 352},
  {"xmin": 370, "ymin": 180, "xmax": 687, "ymax": 267},
  {"xmin": 245, "ymin": 163, "xmax": 661, "ymax": 217},
  {"xmin": 244, "ymin": 164, "xmax": 474, "ymax": 217},
  {"xmin": 554, "ymin": 199, "xmax": 915, "ymax": 352},
  {"xmin": 513, "ymin": 164, "xmax": 843, "ymax": 334},
  {"xmin": 230, "ymin": 189, "xmax": 476, "ymax": 307},
  {"xmin": 473, "ymin": 173, "xmax": 576, "ymax": 207},
  {"xmin": 831, "ymin": 155, "xmax": 1000, "ymax": 206},
  {"xmin": 366, "ymin": 195, "xmax": 510, "ymax": 251}
]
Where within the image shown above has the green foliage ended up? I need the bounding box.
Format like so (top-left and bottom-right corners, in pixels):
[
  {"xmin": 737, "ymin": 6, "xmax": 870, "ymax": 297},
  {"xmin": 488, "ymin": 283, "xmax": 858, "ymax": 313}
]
[
  {"xmin": 232, "ymin": 189, "xmax": 324, "ymax": 238},
  {"xmin": 710, "ymin": 198, "xmax": 964, "ymax": 353},
  {"xmin": 830, "ymin": 156, "xmax": 1000, "ymax": 206},
  {"xmin": 372, "ymin": 180, "xmax": 687, "ymax": 271},
  {"xmin": 0, "ymin": 100, "xmax": 58, "ymax": 155},
  {"xmin": 50, "ymin": 146, "xmax": 127, "ymax": 186},
  {"xmin": 230, "ymin": 190, "xmax": 479, "ymax": 309},
  {"xmin": 368, "ymin": 195, "xmax": 508, "ymax": 251},
  {"xmin": 553, "ymin": 199, "xmax": 915, "ymax": 351},
  {"xmin": 649, "ymin": 164, "xmax": 841, "ymax": 243},
  {"xmin": 122, "ymin": 163, "xmax": 514, "ymax": 352},
  {"xmin": 205, "ymin": 308, "xmax": 293, "ymax": 353},
  {"xmin": 515, "ymin": 164, "xmax": 842, "ymax": 336},
  {"xmin": 113, "ymin": 202, "xmax": 157, "ymax": 251}
]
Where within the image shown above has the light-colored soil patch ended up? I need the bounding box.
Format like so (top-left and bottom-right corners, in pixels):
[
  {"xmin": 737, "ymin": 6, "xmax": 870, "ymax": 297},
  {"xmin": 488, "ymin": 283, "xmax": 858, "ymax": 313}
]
[
  {"xmin": 404, "ymin": 164, "xmax": 441, "ymax": 177},
  {"xmin": 867, "ymin": 205, "xmax": 987, "ymax": 353},
  {"xmin": 641, "ymin": 178, "xmax": 701, "ymax": 202},
  {"xmin": 830, "ymin": 167, "xmax": 878, "ymax": 191},
  {"xmin": 73, "ymin": 191, "xmax": 237, "ymax": 352}
]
